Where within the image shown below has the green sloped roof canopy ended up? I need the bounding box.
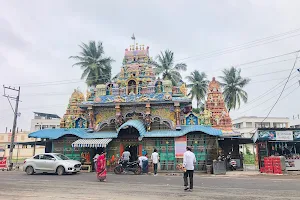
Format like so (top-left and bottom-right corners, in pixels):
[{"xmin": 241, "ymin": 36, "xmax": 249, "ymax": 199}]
[{"xmin": 117, "ymin": 120, "xmax": 146, "ymax": 136}]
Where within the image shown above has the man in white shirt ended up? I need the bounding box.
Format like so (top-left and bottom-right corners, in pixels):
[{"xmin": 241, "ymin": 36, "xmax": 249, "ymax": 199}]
[
  {"xmin": 122, "ymin": 149, "xmax": 131, "ymax": 171},
  {"xmin": 151, "ymin": 149, "xmax": 159, "ymax": 176},
  {"xmin": 183, "ymin": 146, "xmax": 196, "ymax": 191},
  {"xmin": 138, "ymin": 153, "xmax": 148, "ymax": 173},
  {"xmin": 122, "ymin": 149, "xmax": 131, "ymax": 162}
]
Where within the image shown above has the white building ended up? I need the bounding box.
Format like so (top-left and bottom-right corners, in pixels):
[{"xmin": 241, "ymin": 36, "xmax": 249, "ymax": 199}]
[
  {"xmin": 232, "ymin": 116, "xmax": 290, "ymax": 154},
  {"xmin": 232, "ymin": 116, "xmax": 290, "ymax": 138},
  {"xmin": 30, "ymin": 112, "xmax": 61, "ymax": 132},
  {"xmin": 290, "ymin": 115, "xmax": 300, "ymax": 128}
]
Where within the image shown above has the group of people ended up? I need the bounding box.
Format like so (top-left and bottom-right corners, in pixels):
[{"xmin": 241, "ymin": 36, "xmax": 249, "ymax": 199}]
[
  {"xmin": 122, "ymin": 148, "xmax": 159, "ymax": 175},
  {"xmin": 93, "ymin": 146, "xmax": 196, "ymax": 192}
]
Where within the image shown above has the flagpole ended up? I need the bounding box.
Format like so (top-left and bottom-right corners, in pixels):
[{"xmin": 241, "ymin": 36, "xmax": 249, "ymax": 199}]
[{"xmin": 131, "ymin": 33, "xmax": 136, "ymax": 47}]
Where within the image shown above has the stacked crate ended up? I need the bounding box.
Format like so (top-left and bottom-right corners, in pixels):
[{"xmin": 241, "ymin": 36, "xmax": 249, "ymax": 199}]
[
  {"xmin": 271, "ymin": 157, "xmax": 282, "ymax": 174},
  {"xmin": 263, "ymin": 157, "xmax": 273, "ymax": 174},
  {"xmin": 262, "ymin": 156, "xmax": 283, "ymax": 174}
]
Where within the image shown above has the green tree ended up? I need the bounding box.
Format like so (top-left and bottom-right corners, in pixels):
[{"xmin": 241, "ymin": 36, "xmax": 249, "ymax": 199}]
[
  {"xmin": 186, "ymin": 70, "xmax": 209, "ymax": 108},
  {"xmin": 69, "ymin": 41, "xmax": 114, "ymax": 86},
  {"xmin": 152, "ymin": 50, "xmax": 187, "ymax": 85},
  {"xmin": 219, "ymin": 67, "xmax": 250, "ymax": 112}
]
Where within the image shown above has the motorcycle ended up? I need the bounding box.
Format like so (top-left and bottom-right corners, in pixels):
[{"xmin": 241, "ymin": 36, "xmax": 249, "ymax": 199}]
[
  {"xmin": 226, "ymin": 153, "xmax": 237, "ymax": 171},
  {"xmin": 114, "ymin": 159, "xmax": 142, "ymax": 175}
]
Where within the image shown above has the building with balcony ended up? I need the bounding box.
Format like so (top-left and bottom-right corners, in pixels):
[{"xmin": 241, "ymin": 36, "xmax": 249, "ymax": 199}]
[{"xmin": 30, "ymin": 112, "xmax": 61, "ymax": 132}]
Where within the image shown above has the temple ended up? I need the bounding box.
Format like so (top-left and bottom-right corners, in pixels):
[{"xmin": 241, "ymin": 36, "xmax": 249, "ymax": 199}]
[{"xmin": 29, "ymin": 43, "xmax": 238, "ymax": 172}]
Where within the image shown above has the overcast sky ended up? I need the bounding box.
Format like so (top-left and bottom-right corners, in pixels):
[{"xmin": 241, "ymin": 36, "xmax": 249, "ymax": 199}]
[{"xmin": 1, "ymin": 0, "xmax": 300, "ymax": 132}]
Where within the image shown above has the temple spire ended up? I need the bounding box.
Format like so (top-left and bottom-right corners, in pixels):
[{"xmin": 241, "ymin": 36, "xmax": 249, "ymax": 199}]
[{"xmin": 131, "ymin": 33, "xmax": 136, "ymax": 47}]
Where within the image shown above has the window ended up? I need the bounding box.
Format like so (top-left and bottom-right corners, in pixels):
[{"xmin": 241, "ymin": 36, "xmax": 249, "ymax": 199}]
[
  {"xmin": 7, "ymin": 145, "xmax": 15, "ymax": 149},
  {"xmin": 234, "ymin": 123, "xmax": 242, "ymax": 128},
  {"xmin": 246, "ymin": 122, "xmax": 253, "ymax": 128},
  {"xmin": 40, "ymin": 154, "xmax": 54, "ymax": 160},
  {"xmin": 33, "ymin": 155, "xmax": 40, "ymax": 159},
  {"xmin": 55, "ymin": 154, "xmax": 70, "ymax": 160},
  {"xmin": 22, "ymin": 145, "xmax": 27, "ymax": 149}
]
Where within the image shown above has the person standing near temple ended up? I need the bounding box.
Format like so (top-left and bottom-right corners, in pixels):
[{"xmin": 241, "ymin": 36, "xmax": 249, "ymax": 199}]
[
  {"xmin": 93, "ymin": 154, "xmax": 99, "ymax": 171},
  {"xmin": 151, "ymin": 149, "xmax": 159, "ymax": 176},
  {"xmin": 183, "ymin": 146, "xmax": 196, "ymax": 192},
  {"xmin": 122, "ymin": 148, "xmax": 131, "ymax": 171},
  {"xmin": 96, "ymin": 151, "xmax": 107, "ymax": 182}
]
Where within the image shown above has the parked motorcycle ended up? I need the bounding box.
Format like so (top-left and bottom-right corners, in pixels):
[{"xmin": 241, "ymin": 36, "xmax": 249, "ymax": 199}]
[
  {"xmin": 227, "ymin": 153, "xmax": 237, "ymax": 171},
  {"xmin": 114, "ymin": 159, "xmax": 142, "ymax": 175}
]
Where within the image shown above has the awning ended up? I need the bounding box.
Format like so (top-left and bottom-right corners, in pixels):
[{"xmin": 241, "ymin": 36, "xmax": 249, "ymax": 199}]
[{"xmin": 71, "ymin": 139, "xmax": 112, "ymax": 148}]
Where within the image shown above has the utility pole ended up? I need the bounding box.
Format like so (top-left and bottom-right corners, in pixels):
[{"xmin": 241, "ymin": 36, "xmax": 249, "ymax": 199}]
[{"xmin": 3, "ymin": 85, "xmax": 21, "ymax": 171}]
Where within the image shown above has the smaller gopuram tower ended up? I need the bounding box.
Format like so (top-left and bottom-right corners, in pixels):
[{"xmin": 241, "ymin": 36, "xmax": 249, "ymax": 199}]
[
  {"xmin": 60, "ymin": 89, "xmax": 87, "ymax": 128},
  {"xmin": 205, "ymin": 77, "xmax": 233, "ymax": 133}
]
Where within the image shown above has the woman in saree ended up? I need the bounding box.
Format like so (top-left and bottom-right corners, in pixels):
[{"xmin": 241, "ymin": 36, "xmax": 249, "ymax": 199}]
[{"xmin": 96, "ymin": 152, "xmax": 107, "ymax": 182}]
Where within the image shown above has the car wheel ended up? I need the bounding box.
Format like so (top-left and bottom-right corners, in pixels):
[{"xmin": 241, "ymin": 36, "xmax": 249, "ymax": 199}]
[
  {"xmin": 26, "ymin": 166, "xmax": 34, "ymax": 175},
  {"xmin": 56, "ymin": 166, "xmax": 65, "ymax": 176}
]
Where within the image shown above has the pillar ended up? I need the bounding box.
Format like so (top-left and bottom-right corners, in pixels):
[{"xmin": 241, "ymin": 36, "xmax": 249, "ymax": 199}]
[
  {"xmin": 115, "ymin": 104, "xmax": 123, "ymax": 129},
  {"xmin": 145, "ymin": 103, "xmax": 151, "ymax": 131},
  {"xmin": 120, "ymin": 143, "xmax": 124, "ymax": 156},
  {"xmin": 138, "ymin": 144, "xmax": 143, "ymax": 157},
  {"xmin": 174, "ymin": 102, "xmax": 181, "ymax": 130},
  {"xmin": 87, "ymin": 106, "xmax": 94, "ymax": 129}
]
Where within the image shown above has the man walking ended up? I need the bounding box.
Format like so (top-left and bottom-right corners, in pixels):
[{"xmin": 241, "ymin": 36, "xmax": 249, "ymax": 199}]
[
  {"xmin": 183, "ymin": 146, "xmax": 196, "ymax": 192},
  {"xmin": 151, "ymin": 149, "xmax": 159, "ymax": 176}
]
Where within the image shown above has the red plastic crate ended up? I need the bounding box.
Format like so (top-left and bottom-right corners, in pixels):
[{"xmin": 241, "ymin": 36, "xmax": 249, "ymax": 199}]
[
  {"xmin": 273, "ymin": 170, "xmax": 282, "ymax": 174},
  {"xmin": 271, "ymin": 156, "xmax": 280, "ymax": 160},
  {"xmin": 273, "ymin": 166, "xmax": 282, "ymax": 171},
  {"xmin": 272, "ymin": 163, "xmax": 281, "ymax": 167}
]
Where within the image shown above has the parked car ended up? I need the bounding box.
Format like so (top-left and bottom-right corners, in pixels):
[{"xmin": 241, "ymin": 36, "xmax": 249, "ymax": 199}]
[{"xmin": 23, "ymin": 153, "xmax": 81, "ymax": 175}]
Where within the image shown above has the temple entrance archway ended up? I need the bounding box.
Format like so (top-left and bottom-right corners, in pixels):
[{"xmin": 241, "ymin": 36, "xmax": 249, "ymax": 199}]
[{"xmin": 118, "ymin": 127, "xmax": 141, "ymax": 162}]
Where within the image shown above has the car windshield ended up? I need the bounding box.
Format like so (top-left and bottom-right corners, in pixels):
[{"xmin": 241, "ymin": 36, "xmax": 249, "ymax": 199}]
[{"xmin": 55, "ymin": 154, "xmax": 70, "ymax": 160}]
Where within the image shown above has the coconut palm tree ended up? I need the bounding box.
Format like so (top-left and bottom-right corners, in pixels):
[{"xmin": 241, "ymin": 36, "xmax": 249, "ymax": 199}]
[
  {"xmin": 219, "ymin": 67, "xmax": 251, "ymax": 112},
  {"xmin": 69, "ymin": 41, "xmax": 114, "ymax": 86},
  {"xmin": 152, "ymin": 50, "xmax": 187, "ymax": 85},
  {"xmin": 186, "ymin": 70, "xmax": 209, "ymax": 108}
]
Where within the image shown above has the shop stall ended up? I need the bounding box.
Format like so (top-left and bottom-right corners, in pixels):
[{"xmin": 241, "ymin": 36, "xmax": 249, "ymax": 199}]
[{"xmin": 254, "ymin": 128, "xmax": 300, "ymax": 171}]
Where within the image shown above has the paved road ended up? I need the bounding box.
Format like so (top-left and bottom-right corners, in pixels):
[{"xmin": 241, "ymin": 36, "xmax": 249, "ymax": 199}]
[{"xmin": 1, "ymin": 171, "xmax": 300, "ymax": 200}]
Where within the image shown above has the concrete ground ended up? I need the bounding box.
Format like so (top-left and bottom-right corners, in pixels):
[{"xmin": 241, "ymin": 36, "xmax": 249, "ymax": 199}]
[{"xmin": 1, "ymin": 171, "xmax": 300, "ymax": 200}]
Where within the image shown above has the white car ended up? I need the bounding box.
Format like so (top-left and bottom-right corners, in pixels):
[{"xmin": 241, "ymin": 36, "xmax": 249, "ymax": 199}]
[{"xmin": 23, "ymin": 153, "xmax": 81, "ymax": 175}]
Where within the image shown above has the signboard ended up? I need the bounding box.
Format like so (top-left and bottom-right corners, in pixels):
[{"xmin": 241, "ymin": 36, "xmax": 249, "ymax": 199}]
[
  {"xmin": 286, "ymin": 159, "xmax": 300, "ymax": 171},
  {"xmin": 276, "ymin": 131, "xmax": 293, "ymax": 141},
  {"xmin": 294, "ymin": 131, "xmax": 300, "ymax": 141},
  {"xmin": 258, "ymin": 130, "xmax": 294, "ymax": 141},
  {"xmin": 175, "ymin": 136, "xmax": 187, "ymax": 158},
  {"xmin": 258, "ymin": 131, "xmax": 276, "ymax": 140}
]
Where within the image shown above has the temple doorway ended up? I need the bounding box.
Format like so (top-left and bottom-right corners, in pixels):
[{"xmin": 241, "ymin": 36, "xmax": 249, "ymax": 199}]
[
  {"xmin": 118, "ymin": 126, "xmax": 141, "ymax": 161},
  {"xmin": 126, "ymin": 145, "xmax": 138, "ymax": 162}
]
